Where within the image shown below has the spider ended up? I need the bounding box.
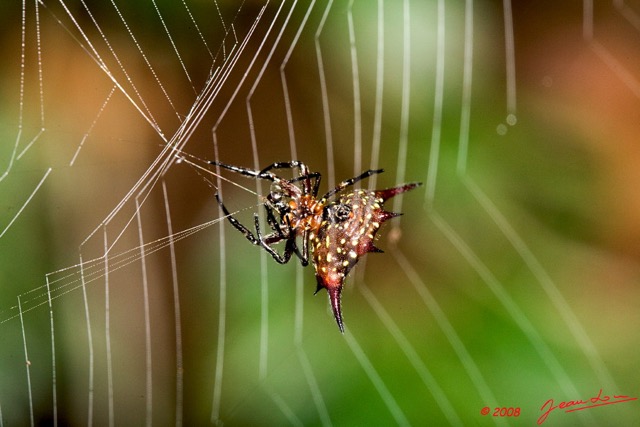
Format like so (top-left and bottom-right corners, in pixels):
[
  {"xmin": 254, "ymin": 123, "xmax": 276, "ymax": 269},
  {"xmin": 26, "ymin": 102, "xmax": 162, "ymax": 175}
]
[{"xmin": 210, "ymin": 160, "xmax": 421, "ymax": 333}]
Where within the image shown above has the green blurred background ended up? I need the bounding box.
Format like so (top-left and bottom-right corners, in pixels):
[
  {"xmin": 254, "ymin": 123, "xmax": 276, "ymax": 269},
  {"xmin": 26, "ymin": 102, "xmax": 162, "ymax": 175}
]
[{"xmin": 1, "ymin": 0, "xmax": 639, "ymax": 425}]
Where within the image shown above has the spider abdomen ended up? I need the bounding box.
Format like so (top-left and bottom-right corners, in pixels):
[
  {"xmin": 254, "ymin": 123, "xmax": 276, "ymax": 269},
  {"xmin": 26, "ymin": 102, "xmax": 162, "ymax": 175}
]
[
  {"xmin": 312, "ymin": 187, "xmax": 416, "ymax": 332},
  {"xmin": 312, "ymin": 192, "xmax": 384, "ymax": 276}
]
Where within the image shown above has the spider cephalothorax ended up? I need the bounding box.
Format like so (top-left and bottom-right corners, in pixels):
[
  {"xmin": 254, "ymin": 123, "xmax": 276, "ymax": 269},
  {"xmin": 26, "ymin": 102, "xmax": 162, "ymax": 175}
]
[{"xmin": 210, "ymin": 160, "xmax": 420, "ymax": 332}]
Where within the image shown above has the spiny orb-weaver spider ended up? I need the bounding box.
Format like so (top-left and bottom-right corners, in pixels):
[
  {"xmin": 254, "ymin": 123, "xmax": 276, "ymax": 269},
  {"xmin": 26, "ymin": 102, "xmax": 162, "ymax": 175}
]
[{"xmin": 210, "ymin": 160, "xmax": 421, "ymax": 333}]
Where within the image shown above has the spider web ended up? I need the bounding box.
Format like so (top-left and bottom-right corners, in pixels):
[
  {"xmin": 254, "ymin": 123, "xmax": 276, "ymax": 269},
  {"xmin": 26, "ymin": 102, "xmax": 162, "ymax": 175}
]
[{"xmin": 1, "ymin": 0, "xmax": 640, "ymax": 425}]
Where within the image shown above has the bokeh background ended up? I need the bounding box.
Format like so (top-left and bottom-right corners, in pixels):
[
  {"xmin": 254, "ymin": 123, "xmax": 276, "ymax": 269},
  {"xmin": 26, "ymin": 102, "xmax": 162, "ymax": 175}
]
[{"xmin": 1, "ymin": 0, "xmax": 639, "ymax": 425}]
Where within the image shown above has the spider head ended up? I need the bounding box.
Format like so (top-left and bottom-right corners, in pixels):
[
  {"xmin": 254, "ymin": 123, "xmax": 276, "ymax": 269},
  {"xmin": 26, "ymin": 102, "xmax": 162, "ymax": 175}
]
[
  {"xmin": 267, "ymin": 181, "xmax": 292, "ymax": 213},
  {"xmin": 312, "ymin": 182, "xmax": 421, "ymax": 332}
]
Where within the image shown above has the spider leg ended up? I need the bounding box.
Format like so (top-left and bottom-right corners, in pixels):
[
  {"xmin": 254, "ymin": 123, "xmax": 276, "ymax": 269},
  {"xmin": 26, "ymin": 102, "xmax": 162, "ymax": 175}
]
[
  {"xmin": 215, "ymin": 193, "xmax": 295, "ymax": 264},
  {"xmin": 321, "ymin": 168, "xmax": 384, "ymax": 200},
  {"xmin": 311, "ymin": 174, "xmax": 322, "ymax": 197},
  {"xmin": 298, "ymin": 229, "xmax": 310, "ymax": 266},
  {"xmin": 259, "ymin": 161, "xmax": 322, "ymax": 196},
  {"xmin": 253, "ymin": 214, "xmax": 294, "ymax": 264},
  {"xmin": 210, "ymin": 161, "xmax": 277, "ymax": 182},
  {"xmin": 263, "ymin": 204, "xmax": 285, "ymax": 235},
  {"xmin": 258, "ymin": 160, "xmax": 308, "ymax": 175},
  {"xmin": 215, "ymin": 193, "xmax": 260, "ymax": 245},
  {"xmin": 210, "ymin": 161, "xmax": 261, "ymax": 178},
  {"xmin": 290, "ymin": 173, "xmax": 322, "ymax": 197},
  {"xmin": 264, "ymin": 207, "xmax": 308, "ymax": 266}
]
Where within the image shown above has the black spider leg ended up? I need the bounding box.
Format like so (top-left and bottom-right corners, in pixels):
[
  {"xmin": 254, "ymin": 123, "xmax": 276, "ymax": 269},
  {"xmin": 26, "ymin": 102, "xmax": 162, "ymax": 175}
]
[
  {"xmin": 259, "ymin": 161, "xmax": 322, "ymax": 197},
  {"xmin": 211, "ymin": 160, "xmax": 322, "ymax": 196},
  {"xmin": 289, "ymin": 173, "xmax": 322, "ymax": 197},
  {"xmin": 214, "ymin": 193, "xmax": 294, "ymax": 264},
  {"xmin": 262, "ymin": 203, "xmax": 308, "ymax": 265},
  {"xmin": 321, "ymin": 169, "xmax": 384, "ymax": 201},
  {"xmin": 259, "ymin": 160, "xmax": 309, "ymax": 175},
  {"xmin": 210, "ymin": 161, "xmax": 322, "ymax": 197},
  {"xmin": 209, "ymin": 161, "xmax": 277, "ymax": 181}
]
